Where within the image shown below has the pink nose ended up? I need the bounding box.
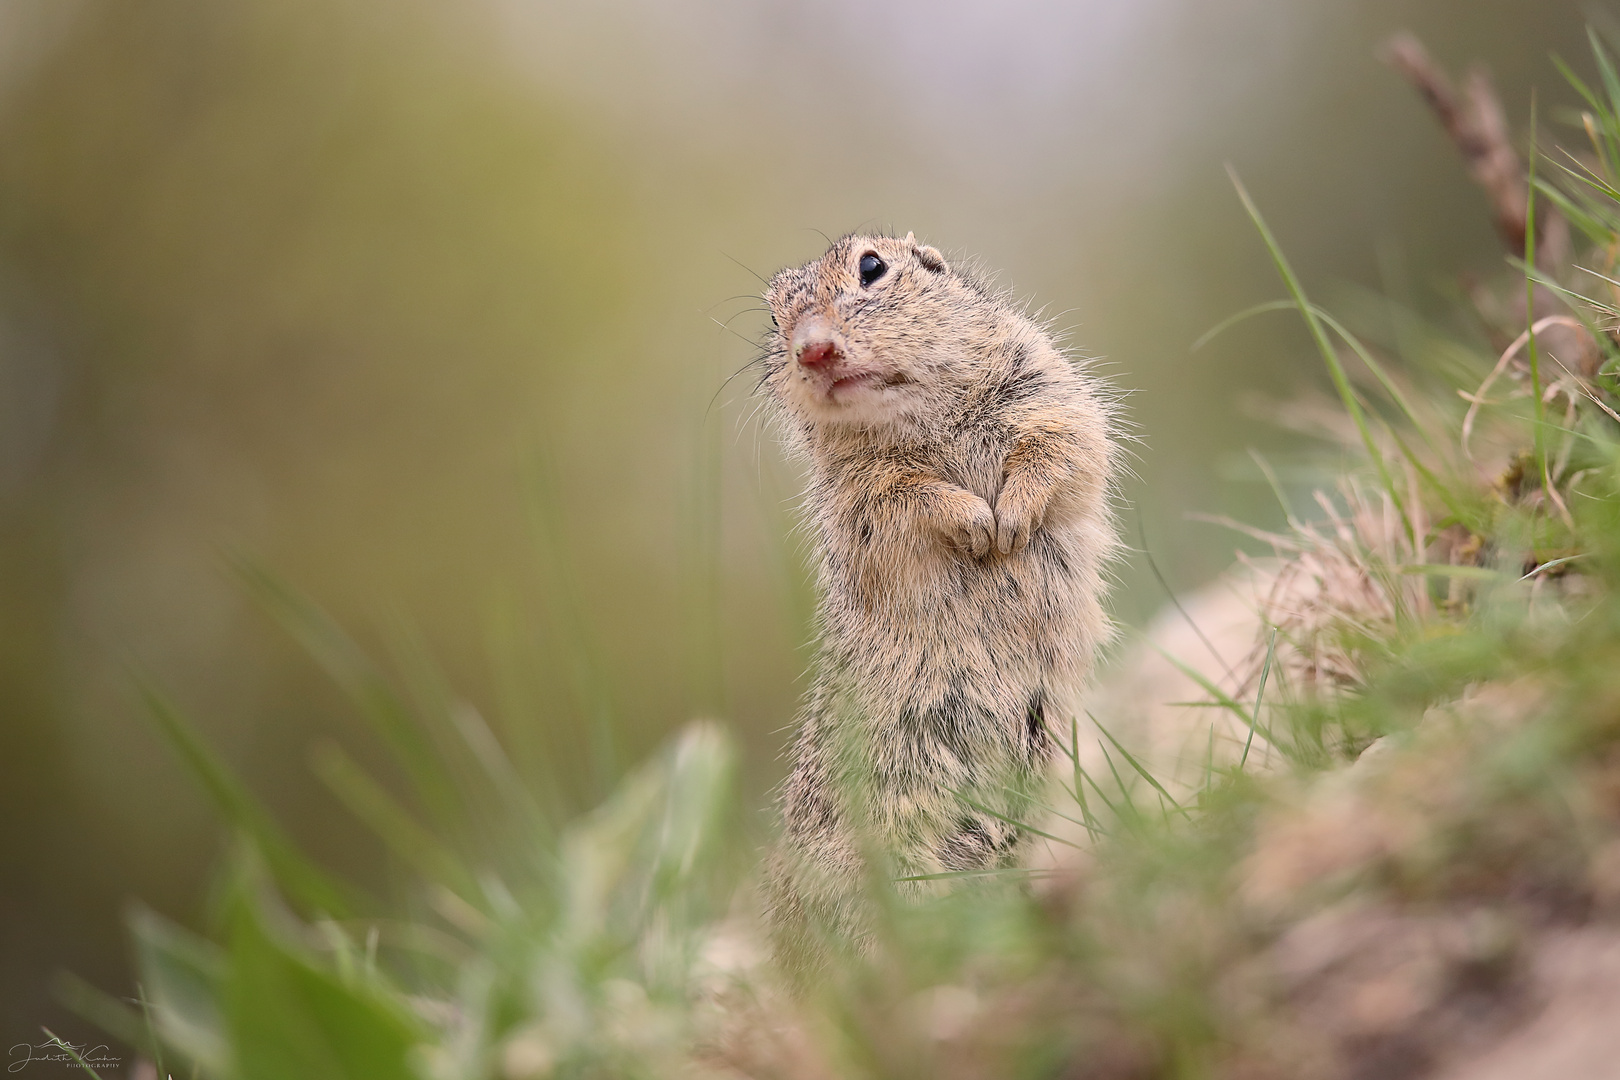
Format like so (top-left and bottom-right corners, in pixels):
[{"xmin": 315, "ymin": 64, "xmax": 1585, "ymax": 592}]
[{"xmin": 797, "ymin": 339, "xmax": 842, "ymax": 369}]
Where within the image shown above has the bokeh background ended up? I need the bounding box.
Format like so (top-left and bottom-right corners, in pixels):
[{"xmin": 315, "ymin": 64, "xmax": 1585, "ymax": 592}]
[{"xmin": 0, "ymin": 0, "xmax": 1595, "ymax": 1057}]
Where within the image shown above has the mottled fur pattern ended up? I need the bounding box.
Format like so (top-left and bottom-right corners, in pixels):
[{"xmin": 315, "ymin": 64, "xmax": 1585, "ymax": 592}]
[{"xmin": 759, "ymin": 233, "xmax": 1120, "ymax": 964}]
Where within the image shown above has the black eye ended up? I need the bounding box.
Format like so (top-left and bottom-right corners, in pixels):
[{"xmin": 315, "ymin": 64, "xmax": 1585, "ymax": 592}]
[{"xmin": 858, "ymin": 253, "xmax": 887, "ymax": 286}]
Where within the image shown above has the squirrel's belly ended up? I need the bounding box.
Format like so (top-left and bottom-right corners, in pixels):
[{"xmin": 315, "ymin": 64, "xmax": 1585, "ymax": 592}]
[{"xmin": 822, "ymin": 523, "xmax": 1101, "ymax": 712}]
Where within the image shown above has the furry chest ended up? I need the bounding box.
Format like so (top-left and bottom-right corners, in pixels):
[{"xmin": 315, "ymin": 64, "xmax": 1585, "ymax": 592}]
[{"xmin": 823, "ymin": 534, "xmax": 1076, "ymax": 663}]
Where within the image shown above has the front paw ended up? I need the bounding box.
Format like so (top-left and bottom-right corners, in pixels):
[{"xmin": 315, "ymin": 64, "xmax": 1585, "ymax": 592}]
[
  {"xmin": 941, "ymin": 492, "xmax": 996, "ymax": 559},
  {"xmin": 993, "ymin": 490, "xmax": 1046, "ymax": 555}
]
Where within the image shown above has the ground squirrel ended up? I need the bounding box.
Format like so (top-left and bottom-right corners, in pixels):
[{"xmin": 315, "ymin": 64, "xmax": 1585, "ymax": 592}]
[{"xmin": 760, "ymin": 232, "xmax": 1119, "ymax": 962}]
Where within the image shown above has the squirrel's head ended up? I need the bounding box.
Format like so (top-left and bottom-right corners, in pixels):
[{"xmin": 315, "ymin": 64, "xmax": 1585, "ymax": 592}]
[{"xmin": 762, "ymin": 232, "xmax": 978, "ymax": 431}]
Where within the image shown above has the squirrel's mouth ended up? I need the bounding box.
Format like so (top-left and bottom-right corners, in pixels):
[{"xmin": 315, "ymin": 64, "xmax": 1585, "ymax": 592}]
[
  {"xmin": 825, "ymin": 370, "xmax": 911, "ymax": 401},
  {"xmin": 827, "ymin": 372, "xmax": 878, "ymax": 397}
]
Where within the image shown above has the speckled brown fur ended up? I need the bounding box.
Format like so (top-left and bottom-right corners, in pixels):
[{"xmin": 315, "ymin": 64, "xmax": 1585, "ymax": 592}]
[{"xmin": 759, "ymin": 232, "xmax": 1120, "ymax": 967}]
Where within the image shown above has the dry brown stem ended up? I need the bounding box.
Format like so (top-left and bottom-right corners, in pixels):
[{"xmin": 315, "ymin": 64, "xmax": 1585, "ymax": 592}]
[{"xmin": 1382, "ymin": 31, "xmax": 1570, "ymax": 269}]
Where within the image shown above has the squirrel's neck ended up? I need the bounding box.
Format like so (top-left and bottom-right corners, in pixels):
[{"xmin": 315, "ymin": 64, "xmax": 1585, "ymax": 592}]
[{"xmin": 804, "ymin": 414, "xmax": 939, "ymax": 468}]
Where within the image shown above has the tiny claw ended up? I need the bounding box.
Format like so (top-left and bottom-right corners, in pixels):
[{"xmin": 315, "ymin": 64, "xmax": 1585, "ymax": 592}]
[
  {"xmin": 942, "ymin": 494, "xmax": 997, "ymax": 560},
  {"xmin": 974, "ymin": 509, "xmax": 998, "ymax": 559},
  {"xmin": 994, "ymin": 497, "xmax": 1040, "ymax": 556}
]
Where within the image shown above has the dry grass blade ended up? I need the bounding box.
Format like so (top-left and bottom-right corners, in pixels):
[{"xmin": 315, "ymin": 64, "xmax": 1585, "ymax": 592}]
[{"xmin": 1460, "ymin": 314, "xmax": 1587, "ymax": 459}]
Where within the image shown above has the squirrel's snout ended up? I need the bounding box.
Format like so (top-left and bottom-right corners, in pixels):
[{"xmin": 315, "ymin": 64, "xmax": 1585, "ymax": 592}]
[
  {"xmin": 791, "ymin": 319, "xmax": 845, "ymax": 371},
  {"xmin": 796, "ymin": 339, "xmax": 842, "ymax": 369}
]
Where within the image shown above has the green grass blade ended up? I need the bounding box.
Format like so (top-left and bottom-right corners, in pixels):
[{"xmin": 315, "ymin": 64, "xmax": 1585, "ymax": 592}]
[
  {"xmin": 1309, "ymin": 306, "xmax": 1433, "ymax": 448},
  {"xmin": 1009, "ymin": 785, "xmax": 1102, "ymax": 838},
  {"xmin": 223, "ymin": 887, "xmax": 424, "ymax": 1080},
  {"xmin": 1096, "ymin": 742, "xmax": 1139, "ymax": 820},
  {"xmin": 375, "ymin": 620, "xmax": 556, "ymax": 866},
  {"xmin": 1146, "ymin": 641, "xmax": 1257, "ymax": 729},
  {"xmin": 135, "ymin": 983, "xmax": 168, "ymax": 1080},
  {"xmin": 1558, "ymin": 194, "xmax": 1617, "ymax": 250},
  {"xmin": 1534, "ymin": 258, "xmax": 1620, "ymax": 309},
  {"xmin": 1191, "ymin": 298, "xmax": 1297, "ymax": 351},
  {"xmin": 1551, "ymin": 147, "xmax": 1620, "ymax": 200},
  {"xmin": 1241, "ymin": 629, "xmax": 1277, "ymax": 770},
  {"xmin": 484, "ymin": 601, "xmax": 569, "ymax": 822},
  {"xmin": 40, "ymin": 1028, "xmax": 106, "ymax": 1077},
  {"xmin": 526, "ymin": 450, "xmax": 619, "ymax": 798},
  {"xmin": 1512, "ymin": 262, "xmax": 1620, "ymax": 385},
  {"xmin": 1249, "ymin": 449, "xmax": 1302, "ymax": 529},
  {"xmin": 1397, "ymin": 564, "xmax": 1508, "ymax": 580},
  {"xmin": 1203, "ymin": 724, "xmax": 1217, "ymax": 797},
  {"xmin": 141, "ymin": 684, "xmax": 365, "ymax": 918},
  {"xmin": 1553, "ymin": 52, "xmax": 1616, "ymax": 179},
  {"xmin": 1227, "ymin": 166, "xmax": 1412, "ymax": 541},
  {"xmin": 310, "ymin": 743, "xmax": 481, "ymax": 902},
  {"xmin": 686, "ymin": 388, "xmax": 727, "ymax": 717},
  {"xmin": 941, "ymin": 787, "xmax": 1079, "ymax": 849},
  {"xmin": 1034, "ymin": 801, "xmax": 1104, "ymax": 838},
  {"xmin": 1067, "ymin": 717, "xmax": 1102, "ymax": 840},
  {"xmin": 1591, "ymin": 27, "xmax": 1620, "ymax": 130},
  {"xmin": 1076, "ymin": 760, "xmax": 1126, "ymax": 825},
  {"xmin": 1520, "ymin": 554, "xmax": 1589, "ymax": 580},
  {"xmin": 1197, "ymin": 283, "xmax": 1446, "ymax": 506},
  {"xmin": 1092, "ymin": 717, "xmax": 1185, "ymax": 813},
  {"xmin": 1137, "ymin": 511, "xmax": 1242, "ymax": 689},
  {"xmin": 1379, "ymin": 419, "xmax": 1479, "ymax": 531},
  {"xmin": 49, "ymin": 974, "xmax": 147, "ymax": 1063},
  {"xmin": 446, "ymin": 703, "xmax": 552, "ymax": 845},
  {"xmin": 1526, "ymin": 96, "xmax": 1551, "ymax": 505},
  {"xmin": 1541, "ymin": 170, "xmax": 1620, "ymax": 243},
  {"xmin": 128, "ymin": 905, "xmax": 230, "ymax": 1075},
  {"xmin": 893, "ymin": 868, "xmax": 1045, "ymax": 882},
  {"xmin": 1553, "ymin": 52, "xmax": 1603, "ymax": 111},
  {"xmin": 231, "ymin": 558, "xmax": 461, "ymax": 826}
]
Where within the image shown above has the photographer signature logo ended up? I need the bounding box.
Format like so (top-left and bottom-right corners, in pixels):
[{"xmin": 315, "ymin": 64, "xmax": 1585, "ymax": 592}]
[{"xmin": 7, "ymin": 1038, "xmax": 121, "ymax": 1073}]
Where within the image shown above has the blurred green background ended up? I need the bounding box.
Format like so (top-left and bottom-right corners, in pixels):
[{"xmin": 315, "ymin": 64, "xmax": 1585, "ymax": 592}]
[{"xmin": 0, "ymin": 0, "xmax": 1593, "ymax": 1056}]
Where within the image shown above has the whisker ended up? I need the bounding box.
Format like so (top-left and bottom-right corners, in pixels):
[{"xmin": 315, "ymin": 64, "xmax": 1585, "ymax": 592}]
[{"xmin": 720, "ymin": 251, "xmax": 769, "ymax": 285}]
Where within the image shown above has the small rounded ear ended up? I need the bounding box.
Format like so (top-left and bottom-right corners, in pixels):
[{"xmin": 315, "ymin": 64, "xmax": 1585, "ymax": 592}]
[{"xmin": 912, "ymin": 241, "xmax": 947, "ymax": 273}]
